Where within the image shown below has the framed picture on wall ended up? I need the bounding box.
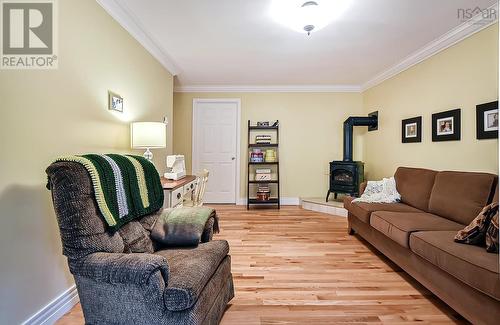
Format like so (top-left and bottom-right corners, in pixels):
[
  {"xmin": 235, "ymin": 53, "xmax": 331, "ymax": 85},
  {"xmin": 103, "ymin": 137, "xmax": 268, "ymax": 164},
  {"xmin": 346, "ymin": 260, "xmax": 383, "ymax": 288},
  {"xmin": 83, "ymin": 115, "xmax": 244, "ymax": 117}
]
[
  {"xmin": 402, "ymin": 116, "xmax": 422, "ymax": 143},
  {"xmin": 108, "ymin": 91, "xmax": 124, "ymax": 112},
  {"xmin": 476, "ymin": 101, "xmax": 498, "ymax": 139},
  {"xmin": 432, "ymin": 109, "xmax": 461, "ymax": 141}
]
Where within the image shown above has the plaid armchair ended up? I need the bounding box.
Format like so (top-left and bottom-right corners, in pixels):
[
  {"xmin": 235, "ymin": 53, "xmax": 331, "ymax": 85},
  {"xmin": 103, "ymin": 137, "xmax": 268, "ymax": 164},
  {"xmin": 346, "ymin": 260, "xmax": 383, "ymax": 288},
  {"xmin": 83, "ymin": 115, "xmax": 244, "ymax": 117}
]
[{"xmin": 46, "ymin": 162, "xmax": 234, "ymax": 325}]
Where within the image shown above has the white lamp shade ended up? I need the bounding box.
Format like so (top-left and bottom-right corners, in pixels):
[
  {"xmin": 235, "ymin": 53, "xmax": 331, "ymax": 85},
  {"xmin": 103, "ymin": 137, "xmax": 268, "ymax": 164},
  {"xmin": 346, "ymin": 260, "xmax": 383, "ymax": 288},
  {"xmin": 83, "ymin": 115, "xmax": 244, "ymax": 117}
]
[{"xmin": 131, "ymin": 122, "xmax": 166, "ymax": 149}]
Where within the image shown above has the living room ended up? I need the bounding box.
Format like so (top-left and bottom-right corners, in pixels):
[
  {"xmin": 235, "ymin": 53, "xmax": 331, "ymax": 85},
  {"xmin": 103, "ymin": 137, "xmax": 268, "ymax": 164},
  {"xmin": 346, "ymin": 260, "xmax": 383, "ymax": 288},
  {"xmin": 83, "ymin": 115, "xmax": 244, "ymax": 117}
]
[{"xmin": 0, "ymin": 0, "xmax": 498, "ymax": 324}]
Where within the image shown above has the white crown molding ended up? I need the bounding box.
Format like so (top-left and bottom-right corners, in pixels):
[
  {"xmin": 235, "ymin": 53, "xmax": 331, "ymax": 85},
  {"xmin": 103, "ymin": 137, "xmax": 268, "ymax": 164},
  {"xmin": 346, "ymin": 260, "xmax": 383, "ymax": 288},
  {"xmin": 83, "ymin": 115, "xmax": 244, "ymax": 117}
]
[
  {"xmin": 361, "ymin": 3, "xmax": 498, "ymax": 91},
  {"xmin": 174, "ymin": 84, "xmax": 363, "ymax": 93},
  {"xmin": 22, "ymin": 285, "xmax": 79, "ymax": 325},
  {"xmin": 95, "ymin": 0, "xmax": 180, "ymax": 75}
]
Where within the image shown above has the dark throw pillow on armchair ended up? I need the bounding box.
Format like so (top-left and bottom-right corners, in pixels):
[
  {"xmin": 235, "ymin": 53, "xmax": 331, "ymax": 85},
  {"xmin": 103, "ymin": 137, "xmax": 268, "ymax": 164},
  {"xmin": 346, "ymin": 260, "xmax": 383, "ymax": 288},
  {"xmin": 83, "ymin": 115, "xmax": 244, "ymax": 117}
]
[{"xmin": 454, "ymin": 202, "xmax": 498, "ymax": 246}]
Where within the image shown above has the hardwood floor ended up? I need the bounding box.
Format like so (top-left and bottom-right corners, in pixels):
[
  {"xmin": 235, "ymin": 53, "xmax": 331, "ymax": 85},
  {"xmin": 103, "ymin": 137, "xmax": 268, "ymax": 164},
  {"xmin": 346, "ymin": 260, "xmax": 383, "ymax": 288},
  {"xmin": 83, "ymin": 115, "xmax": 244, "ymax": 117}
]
[{"xmin": 56, "ymin": 205, "xmax": 465, "ymax": 324}]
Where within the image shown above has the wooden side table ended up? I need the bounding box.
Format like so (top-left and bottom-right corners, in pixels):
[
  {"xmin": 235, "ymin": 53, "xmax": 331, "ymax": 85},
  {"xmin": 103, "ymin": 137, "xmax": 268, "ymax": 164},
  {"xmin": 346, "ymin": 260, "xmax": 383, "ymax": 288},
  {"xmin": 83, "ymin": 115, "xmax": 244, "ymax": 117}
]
[{"xmin": 160, "ymin": 175, "xmax": 197, "ymax": 208}]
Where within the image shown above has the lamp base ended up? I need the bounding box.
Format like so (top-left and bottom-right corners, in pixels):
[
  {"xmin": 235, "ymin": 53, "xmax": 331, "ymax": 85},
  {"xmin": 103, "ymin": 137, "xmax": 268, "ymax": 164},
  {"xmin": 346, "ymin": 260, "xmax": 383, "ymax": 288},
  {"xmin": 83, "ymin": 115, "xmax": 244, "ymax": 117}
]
[{"xmin": 143, "ymin": 148, "xmax": 153, "ymax": 161}]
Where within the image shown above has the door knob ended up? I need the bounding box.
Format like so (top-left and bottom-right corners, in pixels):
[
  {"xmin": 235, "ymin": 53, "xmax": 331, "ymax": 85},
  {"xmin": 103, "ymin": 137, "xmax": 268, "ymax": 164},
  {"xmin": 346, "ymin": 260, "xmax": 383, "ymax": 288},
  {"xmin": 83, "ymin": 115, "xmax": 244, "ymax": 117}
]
[{"xmin": 231, "ymin": 157, "xmax": 236, "ymax": 160}]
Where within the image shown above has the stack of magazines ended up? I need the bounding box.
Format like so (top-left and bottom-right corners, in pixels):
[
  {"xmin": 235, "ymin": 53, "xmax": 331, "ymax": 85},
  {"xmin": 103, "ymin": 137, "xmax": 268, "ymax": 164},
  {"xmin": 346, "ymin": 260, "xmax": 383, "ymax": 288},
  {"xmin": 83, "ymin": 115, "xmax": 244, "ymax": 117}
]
[
  {"xmin": 255, "ymin": 135, "xmax": 271, "ymax": 144},
  {"xmin": 256, "ymin": 185, "xmax": 271, "ymax": 201},
  {"xmin": 255, "ymin": 168, "xmax": 272, "ymax": 180}
]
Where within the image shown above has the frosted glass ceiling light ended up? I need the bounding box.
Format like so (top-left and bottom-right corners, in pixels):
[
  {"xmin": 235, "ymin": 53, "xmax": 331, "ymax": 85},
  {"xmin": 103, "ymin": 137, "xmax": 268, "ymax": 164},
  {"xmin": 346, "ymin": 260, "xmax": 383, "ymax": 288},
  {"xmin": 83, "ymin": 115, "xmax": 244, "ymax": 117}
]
[{"xmin": 270, "ymin": 0, "xmax": 352, "ymax": 35}]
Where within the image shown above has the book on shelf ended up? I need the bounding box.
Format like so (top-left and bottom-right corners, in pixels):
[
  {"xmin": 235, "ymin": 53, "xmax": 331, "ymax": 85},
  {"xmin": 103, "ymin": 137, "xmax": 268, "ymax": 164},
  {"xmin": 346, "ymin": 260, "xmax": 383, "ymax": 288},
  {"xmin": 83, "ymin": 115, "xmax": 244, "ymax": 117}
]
[
  {"xmin": 255, "ymin": 135, "xmax": 272, "ymax": 144},
  {"xmin": 257, "ymin": 185, "xmax": 270, "ymax": 193},
  {"xmin": 255, "ymin": 174, "xmax": 272, "ymax": 181}
]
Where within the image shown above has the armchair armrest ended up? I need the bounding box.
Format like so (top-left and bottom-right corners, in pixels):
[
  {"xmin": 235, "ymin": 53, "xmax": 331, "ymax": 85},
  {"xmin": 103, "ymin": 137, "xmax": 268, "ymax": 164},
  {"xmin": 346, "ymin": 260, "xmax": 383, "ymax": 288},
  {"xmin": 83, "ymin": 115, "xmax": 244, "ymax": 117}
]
[
  {"xmin": 201, "ymin": 216, "xmax": 216, "ymax": 242},
  {"xmin": 70, "ymin": 252, "xmax": 169, "ymax": 286}
]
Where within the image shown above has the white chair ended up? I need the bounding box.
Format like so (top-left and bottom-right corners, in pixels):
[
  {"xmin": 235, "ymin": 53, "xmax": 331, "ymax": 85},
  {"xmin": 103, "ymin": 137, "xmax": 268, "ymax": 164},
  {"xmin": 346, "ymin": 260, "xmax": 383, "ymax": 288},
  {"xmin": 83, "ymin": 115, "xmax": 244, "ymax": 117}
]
[{"xmin": 183, "ymin": 169, "xmax": 209, "ymax": 207}]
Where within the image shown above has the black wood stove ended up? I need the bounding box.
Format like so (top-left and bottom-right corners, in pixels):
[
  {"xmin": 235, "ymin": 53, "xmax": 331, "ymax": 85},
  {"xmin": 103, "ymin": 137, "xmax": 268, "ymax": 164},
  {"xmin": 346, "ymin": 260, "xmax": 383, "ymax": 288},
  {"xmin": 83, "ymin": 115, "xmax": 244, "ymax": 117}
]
[{"xmin": 326, "ymin": 112, "xmax": 378, "ymax": 201}]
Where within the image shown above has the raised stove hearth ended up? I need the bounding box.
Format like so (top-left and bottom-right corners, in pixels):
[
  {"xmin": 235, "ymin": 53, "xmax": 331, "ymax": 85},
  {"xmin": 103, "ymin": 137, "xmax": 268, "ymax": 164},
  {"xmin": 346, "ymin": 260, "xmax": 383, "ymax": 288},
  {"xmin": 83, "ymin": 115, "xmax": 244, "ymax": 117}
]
[{"xmin": 326, "ymin": 112, "xmax": 378, "ymax": 201}]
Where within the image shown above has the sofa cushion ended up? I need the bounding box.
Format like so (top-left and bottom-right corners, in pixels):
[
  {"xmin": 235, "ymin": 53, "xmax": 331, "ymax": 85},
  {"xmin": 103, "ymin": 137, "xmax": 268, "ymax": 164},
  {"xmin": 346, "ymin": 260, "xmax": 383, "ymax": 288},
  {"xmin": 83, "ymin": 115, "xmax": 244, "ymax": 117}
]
[
  {"xmin": 428, "ymin": 171, "xmax": 496, "ymax": 225},
  {"xmin": 155, "ymin": 240, "xmax": 229, "ymax": 311},
  {"xmin": 394, "ymin": 167, "xmax": 437, "ymax": 211},
  {"xmin": 344, "ymin": 196, "xmax": 422, "ymax": 223},
  {"xmin": 370, "ymin": 211, "xmax": 464, "ymax": 248},
  {"xmin": 454, "ymin": 202, "xmax": 498, "ymax": 246},
  {"xmin": 410, "ymin": 231, "xmax": 500, "ymax": 300}
]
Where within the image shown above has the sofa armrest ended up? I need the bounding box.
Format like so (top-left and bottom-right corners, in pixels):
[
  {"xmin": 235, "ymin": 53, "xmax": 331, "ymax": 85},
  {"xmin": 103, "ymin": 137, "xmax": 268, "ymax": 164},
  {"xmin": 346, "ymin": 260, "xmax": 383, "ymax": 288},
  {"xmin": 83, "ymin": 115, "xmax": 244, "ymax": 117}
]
[
  {"xmin": 70, "ymin": 252, "xmax": 169, "ymax": 286},
  {"xmin": 359, "ymin": 181, "xmax": 367, "ymax": 196}
]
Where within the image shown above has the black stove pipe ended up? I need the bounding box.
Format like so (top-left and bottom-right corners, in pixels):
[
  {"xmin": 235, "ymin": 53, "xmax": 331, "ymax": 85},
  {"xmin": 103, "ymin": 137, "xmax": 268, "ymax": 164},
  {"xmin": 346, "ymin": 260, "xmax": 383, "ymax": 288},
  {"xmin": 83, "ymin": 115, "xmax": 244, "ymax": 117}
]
[{"xmin": 343, "ymin": 115, "xmax": 378, "ymax": 161}]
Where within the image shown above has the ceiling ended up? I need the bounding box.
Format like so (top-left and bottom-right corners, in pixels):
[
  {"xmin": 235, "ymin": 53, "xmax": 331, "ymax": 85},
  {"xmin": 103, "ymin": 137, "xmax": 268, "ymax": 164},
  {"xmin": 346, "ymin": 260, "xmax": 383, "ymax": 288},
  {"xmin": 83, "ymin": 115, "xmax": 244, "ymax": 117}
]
[{"xmin": 98, "ymin": 0, "xmax": 498, "ymax": 91}]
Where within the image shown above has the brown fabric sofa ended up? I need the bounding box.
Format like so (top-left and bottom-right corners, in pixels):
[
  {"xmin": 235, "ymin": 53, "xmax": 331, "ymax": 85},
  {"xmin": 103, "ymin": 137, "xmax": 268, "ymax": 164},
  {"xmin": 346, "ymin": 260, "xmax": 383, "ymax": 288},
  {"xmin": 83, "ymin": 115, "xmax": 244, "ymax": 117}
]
[{"xmin": 344, "ymin": 167, "xmax": 499, "ymax": 325}]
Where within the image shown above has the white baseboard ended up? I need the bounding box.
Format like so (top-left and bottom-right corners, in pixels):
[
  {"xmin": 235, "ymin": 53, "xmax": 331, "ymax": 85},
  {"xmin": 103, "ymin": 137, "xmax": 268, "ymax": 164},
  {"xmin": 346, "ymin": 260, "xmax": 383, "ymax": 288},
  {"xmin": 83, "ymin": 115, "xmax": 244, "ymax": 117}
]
[
  {"xmin": 280, "ymin": 197, "xmax": 300, "ymax": 205},
  {"xmin": 236, "ymin": 197, "xmax": 300, "ymax": 205},
  {"xmin": 23, "ymin": 285, "xmax": 79, "ymax": 325}
]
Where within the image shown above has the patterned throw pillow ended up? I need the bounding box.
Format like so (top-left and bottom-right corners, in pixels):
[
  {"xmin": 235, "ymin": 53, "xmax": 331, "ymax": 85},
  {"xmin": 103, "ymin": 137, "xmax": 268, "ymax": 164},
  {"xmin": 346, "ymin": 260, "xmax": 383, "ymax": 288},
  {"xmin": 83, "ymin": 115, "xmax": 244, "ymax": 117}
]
[
  {"xmin": 486, "ymin": 211, "xmax": 499, "ymax": 253},
  {"xmin": 454, "ymin": 203, "xmax": 498, "ymax": 246}
]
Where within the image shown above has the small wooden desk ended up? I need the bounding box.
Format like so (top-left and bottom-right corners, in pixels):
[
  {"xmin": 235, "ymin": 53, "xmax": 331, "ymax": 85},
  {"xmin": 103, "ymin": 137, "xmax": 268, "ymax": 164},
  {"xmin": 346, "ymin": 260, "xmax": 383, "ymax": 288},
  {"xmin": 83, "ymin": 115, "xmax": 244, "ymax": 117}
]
[{"xmin": 161, "ymin": 175, "xmax": 197, "ymax": 208}]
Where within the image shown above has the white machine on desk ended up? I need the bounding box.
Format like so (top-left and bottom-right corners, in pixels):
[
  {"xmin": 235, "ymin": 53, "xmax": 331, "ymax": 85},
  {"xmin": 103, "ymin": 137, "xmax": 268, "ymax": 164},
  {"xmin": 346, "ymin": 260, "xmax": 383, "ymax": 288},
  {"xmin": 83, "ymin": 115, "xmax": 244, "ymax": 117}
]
[{"xmin": 164, "ymin": 155, "xmax": 186, "ymax": 180}]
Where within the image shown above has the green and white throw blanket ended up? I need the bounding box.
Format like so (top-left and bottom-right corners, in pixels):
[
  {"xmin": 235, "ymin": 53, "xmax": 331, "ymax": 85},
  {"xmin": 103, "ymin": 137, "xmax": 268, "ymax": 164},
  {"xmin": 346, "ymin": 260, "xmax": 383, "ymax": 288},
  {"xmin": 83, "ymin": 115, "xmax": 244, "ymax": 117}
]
[{"xmin": 52, "ymin": 154, "xmax": 164, "ymax": 231}]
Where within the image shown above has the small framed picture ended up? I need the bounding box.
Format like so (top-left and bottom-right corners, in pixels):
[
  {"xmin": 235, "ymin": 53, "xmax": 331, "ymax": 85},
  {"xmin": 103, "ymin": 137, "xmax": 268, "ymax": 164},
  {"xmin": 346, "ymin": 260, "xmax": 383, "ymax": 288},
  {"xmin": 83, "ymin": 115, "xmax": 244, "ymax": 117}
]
[
  {"xmin": 432, "ymin": 108, "xmax": 461, "ymax": 141},
  {"xmin": 401, "ymin": 116, "xmax": 422, "ymax": 143},
  {"xmin": 476, "ymin": 101, "xmax": 498, "ymax": 139},
  {"xmin": 108, "ymin": 91, "xmax": 123, "ymax": 112}
]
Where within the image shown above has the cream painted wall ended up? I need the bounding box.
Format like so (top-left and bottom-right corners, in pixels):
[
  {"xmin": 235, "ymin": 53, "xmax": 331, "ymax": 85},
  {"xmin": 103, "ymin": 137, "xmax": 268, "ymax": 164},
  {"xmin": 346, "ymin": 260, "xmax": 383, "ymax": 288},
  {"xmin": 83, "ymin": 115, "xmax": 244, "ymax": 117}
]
[
  {"xmin": 363, "ymin": 24, "xmax": 499, "ymax": 179},
  {"xmin": 173, "ymin": 92, "xmax": 364, "ymax": 200},
  {"xmin": 0, "ymin": 1, "xmax": 173, "ymax": 323}
]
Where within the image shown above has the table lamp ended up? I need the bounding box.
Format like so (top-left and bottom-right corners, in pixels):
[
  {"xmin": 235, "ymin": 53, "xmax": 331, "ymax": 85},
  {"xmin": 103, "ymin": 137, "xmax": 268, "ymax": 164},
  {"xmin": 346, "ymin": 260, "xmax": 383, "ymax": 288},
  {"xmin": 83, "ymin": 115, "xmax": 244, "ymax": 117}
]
[{"xmin": 130, "ymin": 122, "xmax": 166, "ymax": 161}]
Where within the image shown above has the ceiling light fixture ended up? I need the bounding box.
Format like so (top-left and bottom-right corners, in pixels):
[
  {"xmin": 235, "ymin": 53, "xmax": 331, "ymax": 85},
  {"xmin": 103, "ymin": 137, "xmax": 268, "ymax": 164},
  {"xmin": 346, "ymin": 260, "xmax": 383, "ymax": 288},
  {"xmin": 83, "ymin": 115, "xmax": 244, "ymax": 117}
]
[
  {"xmin": 301, "ymin": 1, "xmax": 319, "ymax": 35},
  {"xmin": 270, "ymin": 0, "xmax": 352, "ymax": 36}
]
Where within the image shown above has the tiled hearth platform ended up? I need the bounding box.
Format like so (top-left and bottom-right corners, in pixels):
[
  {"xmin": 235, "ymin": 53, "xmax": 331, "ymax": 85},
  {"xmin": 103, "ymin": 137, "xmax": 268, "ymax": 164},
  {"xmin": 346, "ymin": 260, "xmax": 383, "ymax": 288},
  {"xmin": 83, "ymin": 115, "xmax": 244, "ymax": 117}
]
[{"xmin": 300, "ymin": 197, "xmax": 348, "ymax": 216}]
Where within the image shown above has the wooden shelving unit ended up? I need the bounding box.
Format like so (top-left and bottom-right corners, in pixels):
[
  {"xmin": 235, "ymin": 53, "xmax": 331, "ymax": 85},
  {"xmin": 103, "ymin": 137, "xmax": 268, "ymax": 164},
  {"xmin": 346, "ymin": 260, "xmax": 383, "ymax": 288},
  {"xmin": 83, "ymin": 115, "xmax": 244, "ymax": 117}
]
[
  {"xmin": 247, "ymin": 120, "xmax": 280, "ymax": 209},
  {"xmin": 248, "ymin": 143, "xmax": 279, "ymax": 148},
  {"xmin": 248, "ymin": 161, "xmax": 279, "ymax": 165},
  {"xmin": 247, "ymin": 198, "xmax": 279, "ymax": 205},
  {"xmin": 248, "ymin": 125, "xmax": 279, "ymax": 130},
  {"xmin": 248, "ymin": 180, "xmax": 279, "ymax": 184}
]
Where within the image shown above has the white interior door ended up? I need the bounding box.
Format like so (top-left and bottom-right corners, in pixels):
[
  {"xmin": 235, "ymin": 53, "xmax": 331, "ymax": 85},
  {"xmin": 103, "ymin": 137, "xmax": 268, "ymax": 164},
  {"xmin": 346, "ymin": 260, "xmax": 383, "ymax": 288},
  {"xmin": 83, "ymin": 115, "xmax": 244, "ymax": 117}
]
[{"xmin": 193, "ymin": 99, "xmax": 240, "ymax": 203}]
